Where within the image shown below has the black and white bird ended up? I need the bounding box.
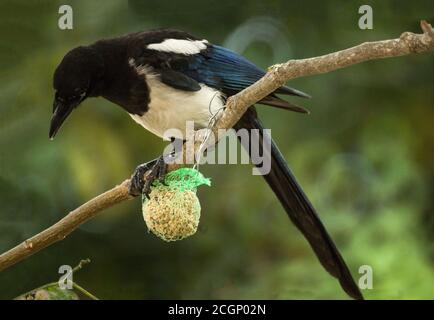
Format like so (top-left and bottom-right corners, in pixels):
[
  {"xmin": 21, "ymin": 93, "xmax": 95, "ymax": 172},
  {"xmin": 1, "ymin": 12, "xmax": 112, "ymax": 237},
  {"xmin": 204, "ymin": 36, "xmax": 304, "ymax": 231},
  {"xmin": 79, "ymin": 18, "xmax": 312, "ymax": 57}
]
[{"xmin": 50, "ymin": 29, "xmax": 363, "ymax": 300}]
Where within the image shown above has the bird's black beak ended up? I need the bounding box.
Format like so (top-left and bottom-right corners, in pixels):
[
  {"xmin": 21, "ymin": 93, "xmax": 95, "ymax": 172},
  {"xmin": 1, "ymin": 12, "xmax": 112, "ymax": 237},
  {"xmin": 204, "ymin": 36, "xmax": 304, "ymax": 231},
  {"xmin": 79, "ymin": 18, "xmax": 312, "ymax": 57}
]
[{"xmin": 49, "ymin": 96, "xmax": 83, "ymax": 139}]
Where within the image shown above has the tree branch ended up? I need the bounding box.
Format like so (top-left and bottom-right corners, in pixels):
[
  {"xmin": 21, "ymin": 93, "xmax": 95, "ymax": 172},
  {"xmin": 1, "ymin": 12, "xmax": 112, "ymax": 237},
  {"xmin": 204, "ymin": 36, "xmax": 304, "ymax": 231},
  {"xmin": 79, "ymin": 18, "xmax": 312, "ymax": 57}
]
[
  {"xmin": 0, "ymin": 180, "xmax": 132, "ymax": 272},
  {"xmin": 1, "ymin": 21, "xmax": 433, "ymax": 272}
]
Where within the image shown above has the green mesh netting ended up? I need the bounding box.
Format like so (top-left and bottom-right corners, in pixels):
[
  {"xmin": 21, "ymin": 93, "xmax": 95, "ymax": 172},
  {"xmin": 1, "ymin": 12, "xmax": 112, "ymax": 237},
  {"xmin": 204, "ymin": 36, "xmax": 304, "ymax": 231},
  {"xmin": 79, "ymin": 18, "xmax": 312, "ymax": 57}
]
[
  {"xmin": 143, "ymin": 167, "xmax": 211, "ymax": 203},
  {"xmin": 141, "ymin": 168, "xmax": 210, "ymax": 242},
  {"xmin": 160, "ymin": 167, "xmax": 211, "ymax": 191}
]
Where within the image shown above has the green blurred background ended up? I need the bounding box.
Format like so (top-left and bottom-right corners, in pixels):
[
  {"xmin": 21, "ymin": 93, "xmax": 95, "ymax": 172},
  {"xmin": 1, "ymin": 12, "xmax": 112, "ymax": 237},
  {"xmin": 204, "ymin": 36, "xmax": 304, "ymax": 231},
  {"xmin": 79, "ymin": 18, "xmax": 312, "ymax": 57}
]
[{"xmin": 0, "ymin": 0, "xmax": 433, "ymax": 299}]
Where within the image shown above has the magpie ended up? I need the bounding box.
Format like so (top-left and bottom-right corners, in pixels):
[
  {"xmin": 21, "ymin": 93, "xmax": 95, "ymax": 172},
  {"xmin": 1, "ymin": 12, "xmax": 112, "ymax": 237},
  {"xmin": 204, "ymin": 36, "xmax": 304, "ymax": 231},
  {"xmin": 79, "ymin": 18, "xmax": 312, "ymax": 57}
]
[{"xmin": 50, "ymin": 29, "xmax": 363, "ymax": 300}]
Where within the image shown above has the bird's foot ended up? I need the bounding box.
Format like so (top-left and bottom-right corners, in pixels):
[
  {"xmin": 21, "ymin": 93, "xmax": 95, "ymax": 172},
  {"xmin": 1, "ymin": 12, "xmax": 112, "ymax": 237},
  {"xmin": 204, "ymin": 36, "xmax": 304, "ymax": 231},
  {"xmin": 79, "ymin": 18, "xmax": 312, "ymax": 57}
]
[{"xmin": 129, "ymin": 156, "xmax": 168, "ymax": 198}]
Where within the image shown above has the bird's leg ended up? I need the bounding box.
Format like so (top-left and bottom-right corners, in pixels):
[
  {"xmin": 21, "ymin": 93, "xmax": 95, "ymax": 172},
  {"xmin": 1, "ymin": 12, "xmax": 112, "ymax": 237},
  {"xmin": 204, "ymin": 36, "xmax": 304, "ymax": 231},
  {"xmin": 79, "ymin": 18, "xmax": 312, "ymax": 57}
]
[
  {"xmin": 129, "ymin": 138, "xmax": 183, "ymax": 197},
  {"xmin": 129, "ymin": 158, "xmax": 157, "ymax": 197},
  {"xmin": 141, "ymin": 155, "xmax": 168, "ymax": 198},
  {"xmin": 129, "ymin": 155, "xmax": 168, "ymax": 198}
]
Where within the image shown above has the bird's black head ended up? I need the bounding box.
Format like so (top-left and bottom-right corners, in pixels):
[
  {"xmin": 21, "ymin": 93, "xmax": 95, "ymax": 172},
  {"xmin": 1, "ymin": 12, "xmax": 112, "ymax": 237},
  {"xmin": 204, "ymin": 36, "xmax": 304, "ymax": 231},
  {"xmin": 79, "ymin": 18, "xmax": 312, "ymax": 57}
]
[{"xmin": 50, "ymin": 46, "xmax": 104, "ymax": 139}]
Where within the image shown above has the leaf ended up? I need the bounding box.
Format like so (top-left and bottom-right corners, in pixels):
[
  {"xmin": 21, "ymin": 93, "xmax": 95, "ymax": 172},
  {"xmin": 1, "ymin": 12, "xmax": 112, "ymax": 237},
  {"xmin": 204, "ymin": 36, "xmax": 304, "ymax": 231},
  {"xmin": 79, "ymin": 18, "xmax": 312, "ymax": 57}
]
[{"xmin": 15, "ymin": 285, "xmax": 79, "ymax": 300}]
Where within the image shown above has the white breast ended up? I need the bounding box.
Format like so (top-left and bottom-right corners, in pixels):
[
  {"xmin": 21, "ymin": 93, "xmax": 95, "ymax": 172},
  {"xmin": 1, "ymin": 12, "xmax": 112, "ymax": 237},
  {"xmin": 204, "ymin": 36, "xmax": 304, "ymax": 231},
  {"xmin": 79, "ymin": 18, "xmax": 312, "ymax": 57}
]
[{"xmin": 128, "ymin": 63, "xmax": 224, "ymax": 140}]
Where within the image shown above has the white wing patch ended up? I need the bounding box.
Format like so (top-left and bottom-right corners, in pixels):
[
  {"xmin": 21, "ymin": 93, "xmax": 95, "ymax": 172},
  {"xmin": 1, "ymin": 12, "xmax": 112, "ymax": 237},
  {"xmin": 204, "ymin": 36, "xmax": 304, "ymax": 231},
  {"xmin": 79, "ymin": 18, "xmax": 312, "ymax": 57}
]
[
  {"xmin": 147, "ymin": 39, "xmax": 208, "ymax": 55},
  {"xmin": 128, "ymin": 59, "xmax": 224, "ymax": 139}
]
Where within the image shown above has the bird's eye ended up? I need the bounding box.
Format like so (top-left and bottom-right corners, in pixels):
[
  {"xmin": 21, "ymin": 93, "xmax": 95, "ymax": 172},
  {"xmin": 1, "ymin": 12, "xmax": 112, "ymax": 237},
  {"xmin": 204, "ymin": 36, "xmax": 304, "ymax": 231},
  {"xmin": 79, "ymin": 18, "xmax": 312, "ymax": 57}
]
[
  {"xmin": 55, "ymin": 93, "xmax": 65, "ymax": 103},
  {"xmin": 73, "ymin": 88, "xmax": 87, "ymax": 99}
]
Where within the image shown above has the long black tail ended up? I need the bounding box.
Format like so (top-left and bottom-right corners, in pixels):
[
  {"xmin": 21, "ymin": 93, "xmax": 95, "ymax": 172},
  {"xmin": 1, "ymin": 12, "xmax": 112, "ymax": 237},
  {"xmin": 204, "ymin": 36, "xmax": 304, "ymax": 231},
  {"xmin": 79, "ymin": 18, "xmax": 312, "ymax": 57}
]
[{"xmin": 234, "ymin": 107, "xmax": 363, "ymax": 300}]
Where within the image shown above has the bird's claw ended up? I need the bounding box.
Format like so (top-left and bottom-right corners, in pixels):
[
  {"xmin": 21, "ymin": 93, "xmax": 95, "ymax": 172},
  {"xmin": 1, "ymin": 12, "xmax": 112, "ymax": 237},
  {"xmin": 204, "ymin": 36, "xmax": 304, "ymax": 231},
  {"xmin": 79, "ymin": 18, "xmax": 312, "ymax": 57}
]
[{"xmin": 128, "ymin": 156, "xmax": 167, "ymax": 198}]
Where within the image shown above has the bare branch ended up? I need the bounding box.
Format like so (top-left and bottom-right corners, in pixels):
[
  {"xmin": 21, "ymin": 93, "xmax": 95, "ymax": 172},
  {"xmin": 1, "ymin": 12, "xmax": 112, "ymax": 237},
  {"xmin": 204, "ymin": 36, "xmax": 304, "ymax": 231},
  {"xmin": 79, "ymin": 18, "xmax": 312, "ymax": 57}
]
[
  {"xmin": 0, "ymin": 181, "xmax": 132, "ymax": 272},
  {"xmin": 1, "ymin": 22, "xmax": 433, "ymax": 273}
]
